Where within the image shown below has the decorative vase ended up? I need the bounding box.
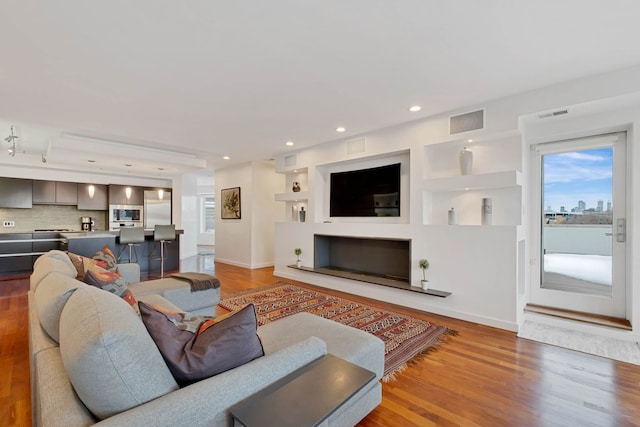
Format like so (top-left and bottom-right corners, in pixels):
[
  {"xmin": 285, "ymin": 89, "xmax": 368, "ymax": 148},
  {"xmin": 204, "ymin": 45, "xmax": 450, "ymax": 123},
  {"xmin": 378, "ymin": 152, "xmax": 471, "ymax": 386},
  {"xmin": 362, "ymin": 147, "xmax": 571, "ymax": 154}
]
[
  {"xmin": 481, "ymin": 197, "xmax": 492, "ymax": 225},
  {"xmin": 299, "ymin": 206, "xmax": 306, "ymax": 222},
  {"xmin": 292, "ymin": 182, "xmax": 301, "ymax": 192},
  {"xmin": 459, "ymin": 147, "xmax": 473, "ymax": 175},
  {"xmin": 421, "ymin": 280, "xmax": 429, "ymax": 290},
  {"xmin": 447, "ymin": 207, "xmax": 458, "ymax": 225},
  {"xmin": 296, "ymin": 259, "xmax": 302, "ymax": 268}
]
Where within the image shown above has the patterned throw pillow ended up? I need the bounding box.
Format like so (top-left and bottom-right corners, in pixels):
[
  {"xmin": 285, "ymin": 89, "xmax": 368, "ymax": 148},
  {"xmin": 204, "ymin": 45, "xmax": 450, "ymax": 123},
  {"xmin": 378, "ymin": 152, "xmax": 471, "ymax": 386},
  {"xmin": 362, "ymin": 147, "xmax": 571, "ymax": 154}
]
[
  {"xmin": 83, "ymin": 263, "xmax": 138, "ymax": 314},
  {"xmin": 92, "ymin": 246, "xmax": 118, "ymax": 273},
  {"xmin": 139, "ymin": 303, "xmax": 264, "ymax": 385},
  {"xmin": 67, "ymin": 246, "xmax": 118, "ymax": 280}
]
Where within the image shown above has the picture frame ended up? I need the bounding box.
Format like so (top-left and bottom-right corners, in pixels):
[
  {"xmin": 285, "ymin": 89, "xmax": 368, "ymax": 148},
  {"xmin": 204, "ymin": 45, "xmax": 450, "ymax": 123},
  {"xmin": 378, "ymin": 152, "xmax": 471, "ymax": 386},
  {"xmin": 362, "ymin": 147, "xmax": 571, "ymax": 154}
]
[{"xmin": 221, "ymin": 187, "xmax": 241, "ymax": 219}]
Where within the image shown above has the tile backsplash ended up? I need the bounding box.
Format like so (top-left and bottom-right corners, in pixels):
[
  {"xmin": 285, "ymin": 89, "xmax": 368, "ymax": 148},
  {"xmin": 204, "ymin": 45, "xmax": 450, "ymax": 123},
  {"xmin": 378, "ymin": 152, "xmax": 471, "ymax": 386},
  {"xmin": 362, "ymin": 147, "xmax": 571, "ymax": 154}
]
[{"xmin": 0, "ymin": 205, "xmax": 107, "ymax": 232}]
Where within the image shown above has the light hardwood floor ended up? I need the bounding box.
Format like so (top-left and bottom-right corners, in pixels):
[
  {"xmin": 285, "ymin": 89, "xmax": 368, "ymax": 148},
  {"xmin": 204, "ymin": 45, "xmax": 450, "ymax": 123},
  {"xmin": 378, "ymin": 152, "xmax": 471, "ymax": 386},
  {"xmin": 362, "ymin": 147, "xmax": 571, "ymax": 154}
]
[{"xmin": 2, "ymin": 255, "xmax": 640, "ymax": 426}]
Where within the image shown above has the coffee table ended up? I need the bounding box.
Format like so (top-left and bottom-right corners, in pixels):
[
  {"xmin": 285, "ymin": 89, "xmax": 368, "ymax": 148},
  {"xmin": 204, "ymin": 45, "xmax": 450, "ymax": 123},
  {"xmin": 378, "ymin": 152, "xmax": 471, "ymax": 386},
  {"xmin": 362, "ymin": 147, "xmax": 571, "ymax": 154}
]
[{"xmin": 230, "ymin": 354, "xmax": 376, "ymax": 427}]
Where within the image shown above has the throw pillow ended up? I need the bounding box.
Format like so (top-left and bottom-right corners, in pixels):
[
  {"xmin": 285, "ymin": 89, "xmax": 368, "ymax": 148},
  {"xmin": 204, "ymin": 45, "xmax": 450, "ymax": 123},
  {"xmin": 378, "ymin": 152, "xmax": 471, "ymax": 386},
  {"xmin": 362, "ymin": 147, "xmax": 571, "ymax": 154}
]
[
  {"xmin": 83, "ymin": 264, "xmax": 138, "ymax": 314},
  {"xmin": 59, "ymin": 286, "xmax": 178, "ymax": 419},
  {"xmin": 68, "ymin": 246, "xmax": 118, "ymax": 280},
  {"xmin": 139, "ymin": 302, "xmax": 265, "ymax": 385},
  {"xmin": 92, "ymin": 245, "xmax": 118, "ymax": 272}
]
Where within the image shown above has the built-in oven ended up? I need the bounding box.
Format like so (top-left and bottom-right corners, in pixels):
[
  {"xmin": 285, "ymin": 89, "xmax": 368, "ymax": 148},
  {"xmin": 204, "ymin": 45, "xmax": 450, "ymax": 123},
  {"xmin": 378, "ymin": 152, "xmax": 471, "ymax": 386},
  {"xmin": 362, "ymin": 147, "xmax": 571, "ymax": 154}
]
[{"xmin": 109, "ymin": 205, "xmax": 143, "ymax": 230}]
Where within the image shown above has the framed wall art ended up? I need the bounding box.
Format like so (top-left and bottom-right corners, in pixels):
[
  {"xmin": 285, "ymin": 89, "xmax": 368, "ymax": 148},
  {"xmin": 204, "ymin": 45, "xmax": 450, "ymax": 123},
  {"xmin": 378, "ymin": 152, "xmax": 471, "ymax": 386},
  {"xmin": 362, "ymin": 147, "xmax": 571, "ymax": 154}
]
[{"xmin": 221, "ymin": 187, "xmax": 241, "ymax": 219}]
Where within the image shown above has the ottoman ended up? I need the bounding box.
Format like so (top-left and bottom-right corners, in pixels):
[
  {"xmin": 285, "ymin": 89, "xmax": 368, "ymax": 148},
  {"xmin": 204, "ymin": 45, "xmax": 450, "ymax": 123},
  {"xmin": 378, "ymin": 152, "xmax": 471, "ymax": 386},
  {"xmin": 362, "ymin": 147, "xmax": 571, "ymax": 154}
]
[{"xmin": 129, "ymin": 277, "xmax": 220, "ymax": 316}]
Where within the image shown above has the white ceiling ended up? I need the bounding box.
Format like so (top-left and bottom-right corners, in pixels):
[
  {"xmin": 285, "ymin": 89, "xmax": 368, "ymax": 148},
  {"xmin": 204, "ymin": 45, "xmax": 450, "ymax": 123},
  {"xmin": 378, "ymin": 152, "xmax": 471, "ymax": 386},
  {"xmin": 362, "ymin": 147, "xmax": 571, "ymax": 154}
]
[{"xmin": 2, "ymin": 1, "xmax": 640, "ymax": 178}]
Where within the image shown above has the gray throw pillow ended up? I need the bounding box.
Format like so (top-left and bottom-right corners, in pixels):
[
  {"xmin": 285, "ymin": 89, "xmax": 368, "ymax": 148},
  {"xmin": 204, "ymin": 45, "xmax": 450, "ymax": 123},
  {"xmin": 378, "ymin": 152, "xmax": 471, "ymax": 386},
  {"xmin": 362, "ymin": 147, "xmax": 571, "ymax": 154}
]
[{"xmin": 139, "ymin": 302, "xmax": 264, "ymax": 385}]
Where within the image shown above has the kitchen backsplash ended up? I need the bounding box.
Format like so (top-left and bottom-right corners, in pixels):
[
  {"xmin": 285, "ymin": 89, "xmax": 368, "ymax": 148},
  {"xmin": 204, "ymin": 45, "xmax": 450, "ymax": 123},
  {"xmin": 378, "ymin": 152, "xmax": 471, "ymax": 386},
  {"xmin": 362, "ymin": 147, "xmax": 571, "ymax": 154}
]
[{"xmin": 0, "ymin": 205, "xmax": 107, "ymax": 232}]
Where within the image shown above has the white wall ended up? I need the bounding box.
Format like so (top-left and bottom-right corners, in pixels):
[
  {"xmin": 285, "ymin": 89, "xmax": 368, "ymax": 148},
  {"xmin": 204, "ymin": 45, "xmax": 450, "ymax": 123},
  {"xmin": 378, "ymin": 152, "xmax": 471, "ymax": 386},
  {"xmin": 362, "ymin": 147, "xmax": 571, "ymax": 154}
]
[
  {"xmin": 215, "ymin": 161, "xmax": 283, "ymax": 268},
  {"xmin": 173, "ymin": 172, "xmax": 199, "ymax": 259},
  {"xmin": 272, "ymin": 65, "xmax": 640, "ymax": 333}
]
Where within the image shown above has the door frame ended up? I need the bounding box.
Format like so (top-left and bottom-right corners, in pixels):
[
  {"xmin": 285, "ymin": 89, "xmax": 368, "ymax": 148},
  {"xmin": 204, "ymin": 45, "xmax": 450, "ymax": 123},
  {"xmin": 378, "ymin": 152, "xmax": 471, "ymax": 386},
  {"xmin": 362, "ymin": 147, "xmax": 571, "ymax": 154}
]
[{"xmin": 529, "ymin": 132, "xmax": 628, "ymax": 318}]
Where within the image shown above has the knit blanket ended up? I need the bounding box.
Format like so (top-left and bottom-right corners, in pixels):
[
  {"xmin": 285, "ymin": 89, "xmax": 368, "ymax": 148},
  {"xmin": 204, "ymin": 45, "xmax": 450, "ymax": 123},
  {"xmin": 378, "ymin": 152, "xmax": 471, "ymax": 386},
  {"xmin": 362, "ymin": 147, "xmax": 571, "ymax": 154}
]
[{"xmin": 170, "ymin": 272, "xmax": 221, "ymax": 292}]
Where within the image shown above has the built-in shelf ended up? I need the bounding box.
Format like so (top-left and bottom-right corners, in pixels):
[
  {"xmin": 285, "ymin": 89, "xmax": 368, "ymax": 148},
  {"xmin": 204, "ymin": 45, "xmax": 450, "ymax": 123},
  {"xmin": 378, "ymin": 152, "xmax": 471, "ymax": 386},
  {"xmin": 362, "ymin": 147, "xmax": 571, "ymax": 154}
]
[
  {"xmin": 422, "ymin": 170, "xmax": 522, "ymax": 192},
  {"xmin": 288, "ymin": 265, "xmax": 451, "ymax": 297},
  {"xmin": 274, "ymin": 191, "xmax": 309, "ymax": 202}
]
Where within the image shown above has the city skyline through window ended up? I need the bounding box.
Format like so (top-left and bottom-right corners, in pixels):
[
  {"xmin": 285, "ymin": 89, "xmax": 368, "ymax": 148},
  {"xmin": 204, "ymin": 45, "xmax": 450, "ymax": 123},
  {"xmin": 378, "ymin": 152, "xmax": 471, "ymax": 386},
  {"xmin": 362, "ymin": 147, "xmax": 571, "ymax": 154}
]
[{"xmin": 543, "ymin": 147, "xmax": 613, "ymax": 213}]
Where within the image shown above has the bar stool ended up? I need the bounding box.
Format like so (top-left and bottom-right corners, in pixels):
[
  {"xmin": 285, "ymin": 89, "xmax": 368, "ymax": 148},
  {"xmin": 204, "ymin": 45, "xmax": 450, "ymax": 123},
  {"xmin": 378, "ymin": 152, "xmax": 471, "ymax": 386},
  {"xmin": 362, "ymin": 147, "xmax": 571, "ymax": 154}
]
[
  {"xmin": 117, "ymin": 227, "xmax": 145, "ymax": 263},
  {"xmin": 152, "ymin": 224, "xmax": 176, "ymax": 278}
]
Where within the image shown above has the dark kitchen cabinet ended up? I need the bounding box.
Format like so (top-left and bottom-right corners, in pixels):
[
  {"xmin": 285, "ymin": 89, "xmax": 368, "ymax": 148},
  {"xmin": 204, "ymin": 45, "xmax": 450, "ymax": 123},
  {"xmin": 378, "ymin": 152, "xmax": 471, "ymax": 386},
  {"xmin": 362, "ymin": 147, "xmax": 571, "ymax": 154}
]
[
  {"xmin": 0, "ymin": 178, "xmax": 33, "ymax": 208},
  {"xmin": 33, "ymin": 180, "xmax": 78, "ymax": 205},
  {"xmin": 109, "ymin": 184, "xmax": 143, "ymax": 205},
  {"xmin": 0, "ymin": 233, "xmax": 33, "ymax": 273},
  {"xmin": 32, "ymin": 180, "xmax": 56, "ymax": 203},
  {"xmin": 78, "ymin": 184, "xmax": 108, "ymax": 210}
]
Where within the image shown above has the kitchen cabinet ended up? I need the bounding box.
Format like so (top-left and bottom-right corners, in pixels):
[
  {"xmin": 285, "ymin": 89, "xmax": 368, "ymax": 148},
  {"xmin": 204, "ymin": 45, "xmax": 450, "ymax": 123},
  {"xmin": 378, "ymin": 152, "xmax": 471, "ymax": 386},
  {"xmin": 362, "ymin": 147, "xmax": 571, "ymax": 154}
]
[
  {"xmin": 109, "ymin": 184, "xmax": 143, "ymax": 205},
  {"xmin": 0, "ymin": 233, "xmax": 35, "ymax": 273},
  {"xmin": 33, "ymin": 180, "xmax": 78, "ymax": 205},
  {"xmin": 0, "ymin": 178, "xmax": 33, "ymax": 208},
  {"xmin": 78, "ymin": 183, "xmax": 108, "ymax": 210}
]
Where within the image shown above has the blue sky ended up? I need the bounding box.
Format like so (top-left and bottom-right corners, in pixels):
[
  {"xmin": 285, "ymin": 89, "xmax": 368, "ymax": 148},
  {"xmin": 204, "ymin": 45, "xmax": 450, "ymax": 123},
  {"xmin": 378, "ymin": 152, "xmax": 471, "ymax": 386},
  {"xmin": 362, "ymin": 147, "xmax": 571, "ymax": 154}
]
[{"xmin": 543, "ymin": 147, "xmax": 612, "ymax": 212}]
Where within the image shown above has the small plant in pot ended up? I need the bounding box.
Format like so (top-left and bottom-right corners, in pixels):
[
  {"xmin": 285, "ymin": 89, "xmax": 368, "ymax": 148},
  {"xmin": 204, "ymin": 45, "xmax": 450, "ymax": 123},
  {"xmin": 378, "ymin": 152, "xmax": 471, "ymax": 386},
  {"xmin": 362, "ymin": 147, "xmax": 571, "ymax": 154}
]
[
  {"xmin": 418, "ymin": 259, "xmax": 430, "ymax": 290},
  {"xmin": 294, "ymin": 248, "xmax": 302, "ymax": 268}
]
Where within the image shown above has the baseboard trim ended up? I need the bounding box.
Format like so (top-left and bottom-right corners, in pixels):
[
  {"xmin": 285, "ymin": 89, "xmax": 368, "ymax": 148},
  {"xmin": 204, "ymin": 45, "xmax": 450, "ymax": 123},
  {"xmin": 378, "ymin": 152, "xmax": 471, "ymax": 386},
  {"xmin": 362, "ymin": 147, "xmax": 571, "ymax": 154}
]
[{"xmin": 524, "ymin": 304, "xmax": 631, "ymax": 331}]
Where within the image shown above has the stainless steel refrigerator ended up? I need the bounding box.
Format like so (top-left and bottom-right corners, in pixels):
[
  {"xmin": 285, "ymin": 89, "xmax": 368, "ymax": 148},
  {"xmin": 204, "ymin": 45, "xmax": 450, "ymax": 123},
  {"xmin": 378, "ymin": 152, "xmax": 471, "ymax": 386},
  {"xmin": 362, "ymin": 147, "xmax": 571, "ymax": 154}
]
[{"xmin": 144, "ymin": 190, "xmax": 172, "ymax": 229}]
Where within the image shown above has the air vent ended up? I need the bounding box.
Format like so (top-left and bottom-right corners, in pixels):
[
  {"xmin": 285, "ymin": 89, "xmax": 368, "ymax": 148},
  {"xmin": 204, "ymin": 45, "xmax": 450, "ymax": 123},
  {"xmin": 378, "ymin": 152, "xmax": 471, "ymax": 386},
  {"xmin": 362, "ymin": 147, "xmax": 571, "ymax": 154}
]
[
  {"xmin": 346, "ymin": 137, "xmax": 366, "ymax": 155},
  {"xmin": 538, "ymin": 109, "xmax": 569, "ymax": 119},
  {"xmin": 449, "ymin": 109, "xmax": 484, "ymax": 135}
]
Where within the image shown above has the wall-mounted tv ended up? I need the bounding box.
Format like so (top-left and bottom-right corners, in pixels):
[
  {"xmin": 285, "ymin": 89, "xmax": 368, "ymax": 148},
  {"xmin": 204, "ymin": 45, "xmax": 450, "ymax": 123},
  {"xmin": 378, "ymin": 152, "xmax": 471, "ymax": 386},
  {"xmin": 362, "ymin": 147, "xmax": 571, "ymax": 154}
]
[{"xmin": 330, "ymin": 163, "xmax": 401, "ymax": 217}]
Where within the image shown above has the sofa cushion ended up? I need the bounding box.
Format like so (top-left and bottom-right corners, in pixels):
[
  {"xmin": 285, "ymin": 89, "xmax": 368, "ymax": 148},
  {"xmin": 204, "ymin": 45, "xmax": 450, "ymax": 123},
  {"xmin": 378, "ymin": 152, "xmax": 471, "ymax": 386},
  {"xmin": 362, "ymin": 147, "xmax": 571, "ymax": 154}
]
[
  {"xmin": 83, "ymin": 264, "xmax": 138, "ymax": 314},
  {"xmin": 59, "ymin": 286, "xmax": 178, "ymax": 420},
  {"xmin": 30, "ymin": 253, "xmax": 77, "ymax": 290},
  {"xmin": 34, "ymin": 272, "xmax": 87, "ymax": 343},
  {"xmin": 139, "ymin": 302, "xmax": 264, "ymax": 385}
]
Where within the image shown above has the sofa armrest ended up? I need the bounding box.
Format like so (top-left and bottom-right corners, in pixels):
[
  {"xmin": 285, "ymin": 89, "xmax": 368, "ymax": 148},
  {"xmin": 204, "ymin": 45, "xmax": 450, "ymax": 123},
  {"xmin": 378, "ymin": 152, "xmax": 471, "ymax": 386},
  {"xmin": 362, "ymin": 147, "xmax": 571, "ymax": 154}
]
[
  {"xmin": 117, "ymin": 263, "xmax": 140, "ymax": 284},
  {"xmin": 96, "ymin": 336, "xmax": 327, "ymax": 427}
]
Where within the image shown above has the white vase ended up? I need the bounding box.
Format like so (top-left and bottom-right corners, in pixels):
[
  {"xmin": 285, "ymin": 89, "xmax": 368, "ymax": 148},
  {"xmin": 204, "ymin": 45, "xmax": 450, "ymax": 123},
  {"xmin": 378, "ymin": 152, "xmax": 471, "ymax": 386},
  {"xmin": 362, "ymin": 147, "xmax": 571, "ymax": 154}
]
[
  {"xmin": 296, "ymin": 259, "xmax": 302, "ymax": 268},
  {"xmin": 459, "ymin": 147, "xmax": 473, "ymax": 175},
  {"xmin": 447, "ymin": 207, "xmax": 458, "ymax": 225},
  {"xmin": 481, "ymin": 197, "xmax": 492, "ymax": 225},
  {"xmin": 421, "ymin": 280, "xmax": 429, "ymax": 291}
]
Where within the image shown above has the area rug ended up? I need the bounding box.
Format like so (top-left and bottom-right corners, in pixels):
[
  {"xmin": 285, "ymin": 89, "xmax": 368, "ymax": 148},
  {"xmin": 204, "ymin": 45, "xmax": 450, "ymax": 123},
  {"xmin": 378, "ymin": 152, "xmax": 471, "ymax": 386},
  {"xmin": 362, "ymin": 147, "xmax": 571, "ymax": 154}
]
[{"xmin": 219, "ymin": 282, "xmax": 453, "ymax": 380}]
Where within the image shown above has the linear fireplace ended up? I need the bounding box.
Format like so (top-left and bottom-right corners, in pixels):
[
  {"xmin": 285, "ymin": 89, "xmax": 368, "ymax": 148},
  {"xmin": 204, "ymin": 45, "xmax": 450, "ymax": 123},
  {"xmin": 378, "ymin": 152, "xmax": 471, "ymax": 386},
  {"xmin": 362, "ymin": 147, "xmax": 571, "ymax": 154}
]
[{"xmin": 313, "ymin": 234, "xmax": 411, "ymax": 287}]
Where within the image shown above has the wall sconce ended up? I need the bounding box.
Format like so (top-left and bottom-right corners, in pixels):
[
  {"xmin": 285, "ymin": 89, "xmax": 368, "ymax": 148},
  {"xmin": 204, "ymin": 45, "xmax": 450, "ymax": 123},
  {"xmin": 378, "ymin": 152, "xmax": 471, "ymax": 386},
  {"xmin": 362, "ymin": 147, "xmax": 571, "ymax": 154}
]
[
  {"xmin": 125, "ymin": 187, "xmax": 132, "ymax": 200},
  {"xmin": 158, "ymin": 189, "xmax": 164, "ymax": 200},
  {"xmin": 88, "ymin": 185, "xmax": 95, "ymax": 199}
]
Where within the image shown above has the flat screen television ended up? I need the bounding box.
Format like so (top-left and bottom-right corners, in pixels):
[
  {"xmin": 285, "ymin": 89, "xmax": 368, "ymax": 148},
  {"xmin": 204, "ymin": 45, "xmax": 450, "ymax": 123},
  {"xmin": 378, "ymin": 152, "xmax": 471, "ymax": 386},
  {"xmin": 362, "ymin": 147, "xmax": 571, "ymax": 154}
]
[{"xmin": 330, "ymin": 163, "xmax": 401, "ymax": 217}]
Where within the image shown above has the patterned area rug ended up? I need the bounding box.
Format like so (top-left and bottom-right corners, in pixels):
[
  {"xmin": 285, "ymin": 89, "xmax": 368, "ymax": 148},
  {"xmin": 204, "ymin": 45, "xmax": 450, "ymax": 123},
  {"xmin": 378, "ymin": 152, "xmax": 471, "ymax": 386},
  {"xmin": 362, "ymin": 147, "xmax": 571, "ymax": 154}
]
[{"xmin": 219, "ymin": 282, "xmax": 453, "ymax": 380}]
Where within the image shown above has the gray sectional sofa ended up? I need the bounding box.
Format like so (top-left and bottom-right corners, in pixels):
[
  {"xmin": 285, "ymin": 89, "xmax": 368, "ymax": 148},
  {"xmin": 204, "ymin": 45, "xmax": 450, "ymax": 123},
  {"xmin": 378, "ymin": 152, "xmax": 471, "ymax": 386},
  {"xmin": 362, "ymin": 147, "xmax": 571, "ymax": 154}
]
[{"xmin": 29, "ymin": 250, "xmax": 384, "ymax": 426}]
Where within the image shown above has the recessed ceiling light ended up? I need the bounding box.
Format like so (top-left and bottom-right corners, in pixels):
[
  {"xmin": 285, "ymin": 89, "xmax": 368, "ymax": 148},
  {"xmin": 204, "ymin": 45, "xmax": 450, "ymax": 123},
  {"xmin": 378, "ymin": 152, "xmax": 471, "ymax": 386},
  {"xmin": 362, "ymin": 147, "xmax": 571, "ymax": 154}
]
[
  {"xmin": 336, "ymin": 126, "xmax": 346, "ymax": 133},
  {"xmin": 223, "ymin": 156, "xmax": 230, "ymax": 160},
  {"xmin": 468, "ymin": 139, "xmax": 473, "ymax": 143},
  {"xmin": 409, "ymin": 105, "xmax": 422, "ymax": 112},
  {"xmin": 285, "ymin": 141, "xmax": 294, "ymax": 146}
]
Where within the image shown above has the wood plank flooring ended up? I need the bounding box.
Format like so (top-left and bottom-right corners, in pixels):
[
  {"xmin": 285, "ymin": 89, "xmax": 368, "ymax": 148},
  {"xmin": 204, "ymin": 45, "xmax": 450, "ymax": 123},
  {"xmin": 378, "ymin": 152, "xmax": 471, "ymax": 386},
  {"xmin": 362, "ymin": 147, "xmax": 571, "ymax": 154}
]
[{"xmin": 2, "ymin": 256, "xmax": 640, "ymax": 426}]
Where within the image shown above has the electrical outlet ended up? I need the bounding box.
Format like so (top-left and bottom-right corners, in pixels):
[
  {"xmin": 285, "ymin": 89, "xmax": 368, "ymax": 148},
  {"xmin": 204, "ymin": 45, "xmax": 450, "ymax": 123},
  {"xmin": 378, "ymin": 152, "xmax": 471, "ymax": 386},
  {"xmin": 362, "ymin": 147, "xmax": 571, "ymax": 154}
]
[{"xmin": 3, "ymin": 221, "xmax": 15, "ymax": 227}]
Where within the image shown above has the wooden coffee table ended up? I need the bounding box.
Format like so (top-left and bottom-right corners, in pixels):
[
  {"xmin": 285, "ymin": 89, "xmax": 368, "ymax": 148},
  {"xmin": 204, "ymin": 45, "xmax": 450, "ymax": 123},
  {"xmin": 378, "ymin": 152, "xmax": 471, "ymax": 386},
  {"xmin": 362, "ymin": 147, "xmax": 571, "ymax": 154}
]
[{"xmin": 230, "ymin": 354, "xmax": 376, "ymax": 427}]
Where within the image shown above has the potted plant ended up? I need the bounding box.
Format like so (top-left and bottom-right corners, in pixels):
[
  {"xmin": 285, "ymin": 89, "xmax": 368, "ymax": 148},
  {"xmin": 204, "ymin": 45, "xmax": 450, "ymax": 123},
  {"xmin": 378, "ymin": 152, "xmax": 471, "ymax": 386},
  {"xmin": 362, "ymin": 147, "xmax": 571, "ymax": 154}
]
[
  {"xmin": 418, "ymin": 259, "xmax": 429, "ymax": 290},
  {"xmin": 294, "ymin": 248, "xmax": 302, "ymax": 268}
]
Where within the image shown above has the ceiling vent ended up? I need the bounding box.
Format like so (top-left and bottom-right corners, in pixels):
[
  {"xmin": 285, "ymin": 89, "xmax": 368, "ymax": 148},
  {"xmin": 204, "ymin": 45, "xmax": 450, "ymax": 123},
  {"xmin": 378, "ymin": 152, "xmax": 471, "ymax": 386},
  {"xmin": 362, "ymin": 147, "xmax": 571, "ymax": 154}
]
[
  {"xmin": 449, "ymin": 109, "xmax": 484, "ymax": 135},
  {"xmin": 538, "ymin": 109, "xmax": 569, "ymax": 119}
]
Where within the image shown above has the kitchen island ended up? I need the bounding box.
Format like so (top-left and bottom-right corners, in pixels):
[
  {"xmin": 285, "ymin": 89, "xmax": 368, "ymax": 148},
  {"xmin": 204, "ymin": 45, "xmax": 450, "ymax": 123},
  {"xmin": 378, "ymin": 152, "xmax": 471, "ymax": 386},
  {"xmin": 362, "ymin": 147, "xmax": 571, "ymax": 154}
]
[
  {"xmin": 61, "ymin": 229, "xmax": 183, "ymax": 275},
  {"xmin": 0, "ymin": 229, "xmax": 183, "ymax": 276}
]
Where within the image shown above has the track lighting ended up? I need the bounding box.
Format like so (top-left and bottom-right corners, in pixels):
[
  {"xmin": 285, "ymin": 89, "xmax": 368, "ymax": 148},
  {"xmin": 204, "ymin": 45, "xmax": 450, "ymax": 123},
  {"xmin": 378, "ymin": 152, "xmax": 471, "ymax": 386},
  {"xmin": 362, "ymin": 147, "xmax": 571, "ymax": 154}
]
[{"xmin": 5, "ymin": 125, "xmax": 18, "ymax": 157}]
